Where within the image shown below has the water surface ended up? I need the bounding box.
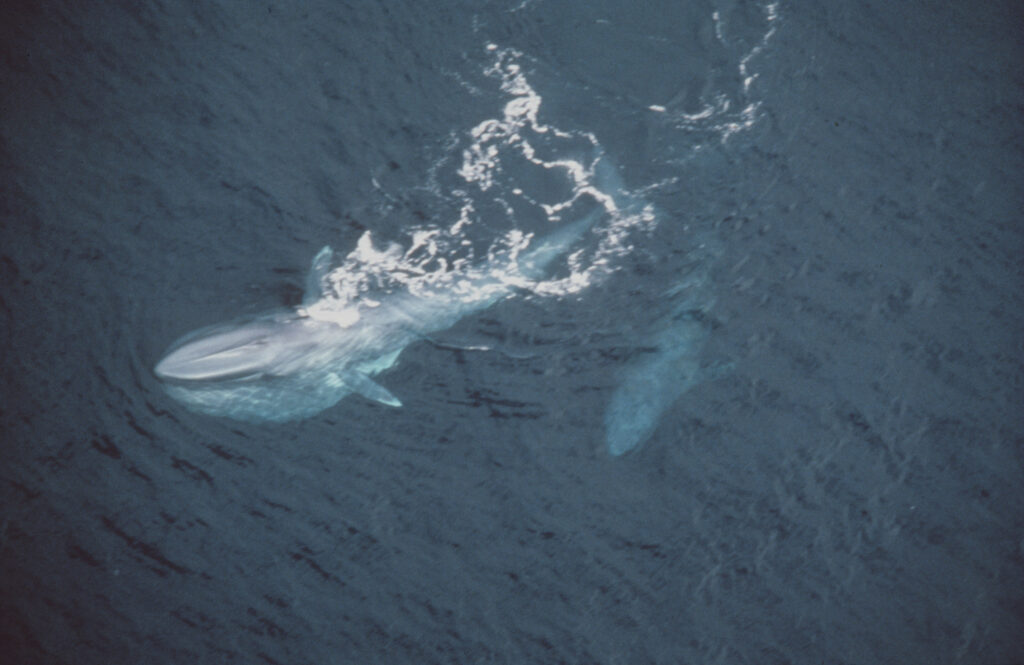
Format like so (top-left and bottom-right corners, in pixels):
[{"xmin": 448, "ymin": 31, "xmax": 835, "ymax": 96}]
[{"xmin": 2, "ymin": 1, "xmax": 1022, "ymax": 663}]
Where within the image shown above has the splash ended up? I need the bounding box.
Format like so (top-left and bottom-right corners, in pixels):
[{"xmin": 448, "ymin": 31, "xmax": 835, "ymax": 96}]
[
  {"xmin": 649, "ymin": 2, "xmax": 781, "ymax": 145},
  {"xmin": 310, "ymin": 46, "xmax": 654, "ymax": 329}
]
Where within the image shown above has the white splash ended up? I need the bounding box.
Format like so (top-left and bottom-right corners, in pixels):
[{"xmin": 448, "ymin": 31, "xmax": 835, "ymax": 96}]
[
  {"xmin": 667, "ymin": 2, "xmax": 781, "ymax": 143},
  {"xmin": 311, "ymin": 46, "xmax": 653, "ymax": 328}
]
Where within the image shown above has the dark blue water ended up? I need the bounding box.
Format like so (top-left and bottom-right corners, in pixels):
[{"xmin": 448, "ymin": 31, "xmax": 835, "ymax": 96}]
[{"xmin": 2, "ymin": 1, "xmax": 1022, "ymax": 663}]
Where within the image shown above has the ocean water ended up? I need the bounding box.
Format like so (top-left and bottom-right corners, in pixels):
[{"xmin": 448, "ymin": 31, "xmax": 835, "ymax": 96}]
[{"xmin": 2, "ymin": 1, "xmax": 1022, "ymax": 664}]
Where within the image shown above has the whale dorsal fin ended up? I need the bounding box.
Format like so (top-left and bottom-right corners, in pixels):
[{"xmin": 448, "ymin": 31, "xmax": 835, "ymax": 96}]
[
  {"xmin": 304, "ymin": 246, "xmax": 334, "ymax": 307},
  {"xmin": 332, "ymin": 370, "xmax": 402, "ymax": 407}
]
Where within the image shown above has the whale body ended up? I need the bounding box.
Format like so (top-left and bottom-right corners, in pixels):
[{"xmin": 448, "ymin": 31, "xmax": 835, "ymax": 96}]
[
  {"xmin": 154, "ymin": 205, "xmax": 605, "ymax": 423},
  {"xmin": 603, "ymin": 311, "xmax": 710, "ymax": 456},
  {"xmin": 603, "ymin": 249, "xmax": 729, "ymax": 456}
]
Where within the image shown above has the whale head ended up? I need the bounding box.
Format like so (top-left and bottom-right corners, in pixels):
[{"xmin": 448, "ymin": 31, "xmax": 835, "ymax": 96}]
[{"xmin": 154, "ymin": 311, "xmax": 331, "ymax": 383}]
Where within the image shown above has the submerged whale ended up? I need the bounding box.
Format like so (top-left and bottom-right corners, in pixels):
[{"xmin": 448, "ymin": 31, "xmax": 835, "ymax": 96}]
[
  {"xmin": 603, "ymin": 310, "xmax": 712, "ymax": 456},
  {"xmin": 603, "ymin": 251, "xmax": 729, "ymax": 456},
  {"xmin": 154, "ymin": 199, "xmax": 608, "ymax": 423}
]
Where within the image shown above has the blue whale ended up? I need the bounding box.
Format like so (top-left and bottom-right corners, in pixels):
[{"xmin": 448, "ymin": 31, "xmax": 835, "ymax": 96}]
[{"xmin": 154, "ymin": 204, "xmax": 606, "ymax": 423}]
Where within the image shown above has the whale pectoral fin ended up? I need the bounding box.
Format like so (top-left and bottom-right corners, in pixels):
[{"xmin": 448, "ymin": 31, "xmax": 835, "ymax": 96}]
[
  {"xmin": 334, "ymin": 371, "xmax": 402, "ymax": 407},
  {"xmin": 304, "ymin": 246, "xmax": 335, "ymax": 307}
]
